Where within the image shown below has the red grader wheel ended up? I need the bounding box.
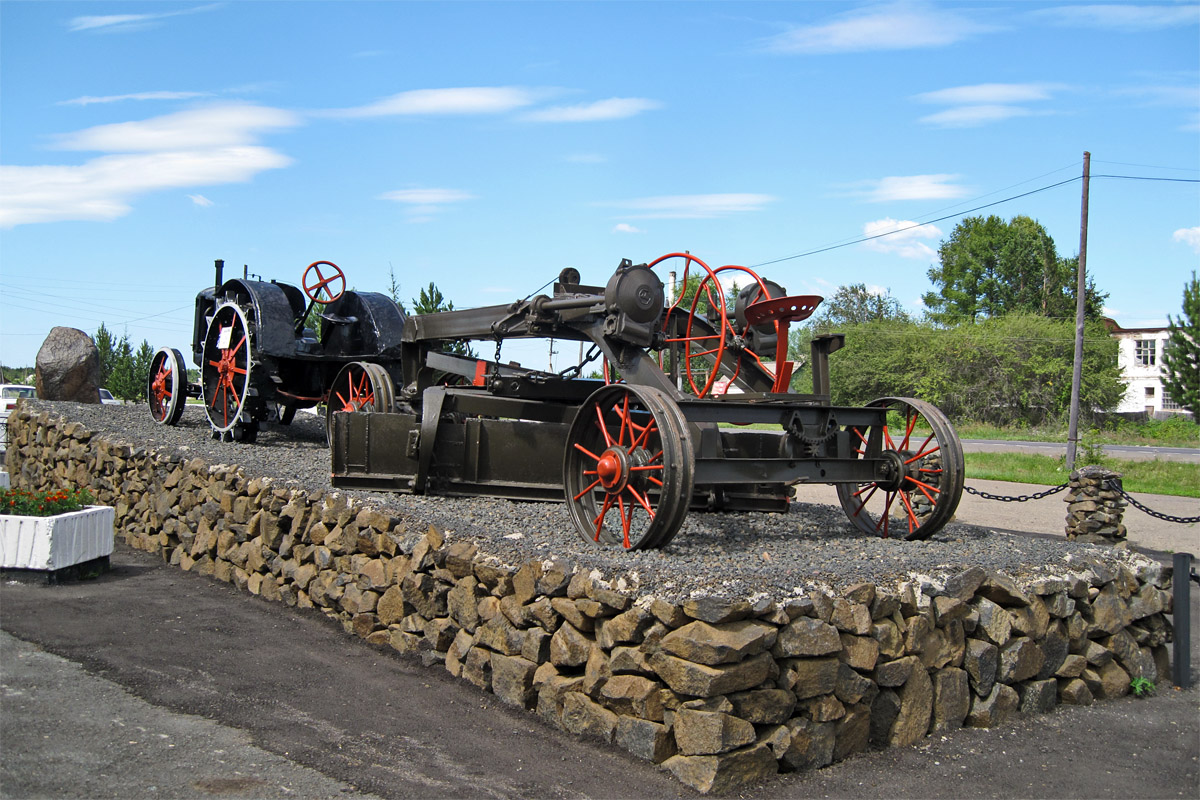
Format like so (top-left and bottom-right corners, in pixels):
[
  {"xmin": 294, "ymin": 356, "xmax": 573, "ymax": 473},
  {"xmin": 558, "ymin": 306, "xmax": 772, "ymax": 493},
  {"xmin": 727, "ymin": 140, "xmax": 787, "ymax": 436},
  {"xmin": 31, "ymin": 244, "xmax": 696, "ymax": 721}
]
[
  {"xmin": 836, "ymin": 397, "xmax": 965, "ymax": 540},
  {"xmin": 147, "ymin": 346, "xmax": 187, "ymax": 426},
  {"xmin": 564, "ymin": 384, "xmax": 694, "ymax": 550}
]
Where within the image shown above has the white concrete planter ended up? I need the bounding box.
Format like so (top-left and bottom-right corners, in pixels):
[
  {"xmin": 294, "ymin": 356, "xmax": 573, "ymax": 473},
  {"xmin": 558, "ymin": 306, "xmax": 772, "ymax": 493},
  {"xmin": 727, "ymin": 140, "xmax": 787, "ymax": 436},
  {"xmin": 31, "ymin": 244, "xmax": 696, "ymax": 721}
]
[{"xmin": 0, "ymin": 505, "xmax": 115, "ymax": 571}]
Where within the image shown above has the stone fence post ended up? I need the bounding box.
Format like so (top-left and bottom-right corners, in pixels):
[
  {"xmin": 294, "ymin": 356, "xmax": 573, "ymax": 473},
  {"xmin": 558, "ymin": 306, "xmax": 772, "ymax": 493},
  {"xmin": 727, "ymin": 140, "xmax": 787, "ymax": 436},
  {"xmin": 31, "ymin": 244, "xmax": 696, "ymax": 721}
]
[{"xmin": 1064, "ymin": 465, "xmax": 1126, "ymax": 545}]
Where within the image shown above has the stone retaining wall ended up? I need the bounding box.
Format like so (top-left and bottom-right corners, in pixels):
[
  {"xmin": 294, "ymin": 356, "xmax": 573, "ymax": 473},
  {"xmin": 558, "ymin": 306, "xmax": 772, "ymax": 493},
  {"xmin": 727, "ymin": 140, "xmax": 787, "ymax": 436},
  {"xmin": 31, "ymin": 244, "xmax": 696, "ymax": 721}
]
[{"xmin": 6, "ymin": 407, "xmax": 1177, "ymax": 794}]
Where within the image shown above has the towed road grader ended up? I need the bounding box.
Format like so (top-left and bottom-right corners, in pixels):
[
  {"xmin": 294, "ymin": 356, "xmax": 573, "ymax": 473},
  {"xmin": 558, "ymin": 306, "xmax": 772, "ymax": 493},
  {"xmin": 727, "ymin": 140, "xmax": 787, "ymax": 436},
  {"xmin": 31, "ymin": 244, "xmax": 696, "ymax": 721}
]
[{"xmin": 150, "ymin": 253, "xmax": 963, "ymax": 550}]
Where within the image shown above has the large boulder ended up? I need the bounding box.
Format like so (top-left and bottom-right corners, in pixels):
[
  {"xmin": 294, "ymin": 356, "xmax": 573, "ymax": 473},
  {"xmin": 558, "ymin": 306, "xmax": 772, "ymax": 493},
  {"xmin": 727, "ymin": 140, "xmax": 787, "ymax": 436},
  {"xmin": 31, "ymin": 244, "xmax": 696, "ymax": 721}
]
[{"xmin": 35, "ymin": 327, "xmax": 102, "ymax": 403}]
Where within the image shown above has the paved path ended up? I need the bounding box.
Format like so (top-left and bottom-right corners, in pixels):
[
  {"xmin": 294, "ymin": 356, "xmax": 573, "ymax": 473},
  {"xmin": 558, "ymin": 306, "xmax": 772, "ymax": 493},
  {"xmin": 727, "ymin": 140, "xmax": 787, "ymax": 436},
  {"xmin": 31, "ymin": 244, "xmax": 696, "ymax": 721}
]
[
  {"xmin": 961, "ymin": 439, "xmax": 1200, "ymax": 463},
  {"xmin": 793, "ymin": 478, "xmax": 1199, "ymax": 556}
]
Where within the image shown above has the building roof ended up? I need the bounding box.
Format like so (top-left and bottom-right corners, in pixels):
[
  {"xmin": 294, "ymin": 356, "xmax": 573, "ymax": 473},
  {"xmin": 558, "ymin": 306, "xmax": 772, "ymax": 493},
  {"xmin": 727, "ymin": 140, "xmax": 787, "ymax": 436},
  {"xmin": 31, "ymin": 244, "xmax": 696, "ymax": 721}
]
[{"xmin": 1102, "ymin": 317, "xmax": 1168, "ymax": 335}]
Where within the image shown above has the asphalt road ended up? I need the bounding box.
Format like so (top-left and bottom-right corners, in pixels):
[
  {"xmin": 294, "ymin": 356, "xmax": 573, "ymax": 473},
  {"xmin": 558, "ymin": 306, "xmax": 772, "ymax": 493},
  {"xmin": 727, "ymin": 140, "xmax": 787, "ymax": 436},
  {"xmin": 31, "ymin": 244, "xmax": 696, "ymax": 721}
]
[{"xmin": 961, "ymin": 439, "xmax": 1200, "ymax": 463}]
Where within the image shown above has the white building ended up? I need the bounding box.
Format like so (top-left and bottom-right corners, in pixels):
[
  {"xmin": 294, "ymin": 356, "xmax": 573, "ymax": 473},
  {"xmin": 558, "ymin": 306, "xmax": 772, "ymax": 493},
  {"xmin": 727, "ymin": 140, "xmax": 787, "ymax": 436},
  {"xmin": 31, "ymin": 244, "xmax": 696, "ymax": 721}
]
[{"xmin": 1103, "ymin": 319, "xmax": 1188, "ymax": 416}]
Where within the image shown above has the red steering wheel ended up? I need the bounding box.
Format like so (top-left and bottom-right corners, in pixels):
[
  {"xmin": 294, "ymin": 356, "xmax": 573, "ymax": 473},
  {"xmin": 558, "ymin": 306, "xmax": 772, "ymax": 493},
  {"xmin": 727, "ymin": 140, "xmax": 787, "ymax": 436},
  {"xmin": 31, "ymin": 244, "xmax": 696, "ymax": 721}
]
[{"xmin": 302, "ymin": 261, "xmax": 346, "ymax": 304}]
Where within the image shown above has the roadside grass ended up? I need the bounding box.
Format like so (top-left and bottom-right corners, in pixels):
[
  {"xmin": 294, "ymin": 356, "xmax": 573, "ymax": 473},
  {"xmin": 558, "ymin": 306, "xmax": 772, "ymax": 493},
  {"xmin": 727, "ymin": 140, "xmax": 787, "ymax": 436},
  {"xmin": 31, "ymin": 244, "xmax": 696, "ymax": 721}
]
[
  {"xmin": 956, "ymin": 417, "xmax": 1198, "ymax": 449},
  {"xmin": 964, "ymin": 452, "xmax": 1200, "ymax": 498}
]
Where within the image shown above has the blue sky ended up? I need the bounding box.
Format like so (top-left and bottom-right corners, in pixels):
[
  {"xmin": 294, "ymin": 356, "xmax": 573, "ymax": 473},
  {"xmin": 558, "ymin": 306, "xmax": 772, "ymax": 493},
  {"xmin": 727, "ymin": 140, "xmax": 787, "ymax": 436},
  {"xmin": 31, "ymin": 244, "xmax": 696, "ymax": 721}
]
[{"xmin": 1, "ymin": 1, "xmax": 1197, "ymax": 373}]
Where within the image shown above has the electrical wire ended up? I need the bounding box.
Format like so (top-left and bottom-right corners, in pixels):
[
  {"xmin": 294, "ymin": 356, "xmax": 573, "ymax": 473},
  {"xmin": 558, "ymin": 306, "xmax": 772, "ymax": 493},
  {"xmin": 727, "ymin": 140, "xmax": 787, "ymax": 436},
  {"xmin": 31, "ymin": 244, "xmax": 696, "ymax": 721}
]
[{"xmin": 751, "ymin": 172, "xmax": 1200, "ymax": 269}]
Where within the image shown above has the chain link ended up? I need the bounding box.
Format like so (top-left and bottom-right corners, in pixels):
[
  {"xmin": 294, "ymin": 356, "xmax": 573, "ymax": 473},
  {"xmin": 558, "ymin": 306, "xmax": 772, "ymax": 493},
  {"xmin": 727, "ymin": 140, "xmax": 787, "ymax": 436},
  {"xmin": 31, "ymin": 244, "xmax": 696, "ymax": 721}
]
[
  {"xmin": 963, "ymin": 483, "xmax": 1069, "ymax": 503},
  {"xmin": 963, "ymin": 479, "xmax": 1199, "ymax": 525},
  {"xmin": 557, "ymin": 344, "xmax": 602, "ymax": 381},
  {"xmin": 1103, "ymin": 478, "xmax": 1200, "ymax": 525}
]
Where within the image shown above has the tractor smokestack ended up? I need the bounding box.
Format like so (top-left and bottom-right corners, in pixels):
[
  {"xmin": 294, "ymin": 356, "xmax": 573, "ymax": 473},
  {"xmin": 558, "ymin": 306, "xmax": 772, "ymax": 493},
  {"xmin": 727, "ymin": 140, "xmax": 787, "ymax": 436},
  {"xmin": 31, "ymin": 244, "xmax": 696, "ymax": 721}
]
[{"xmin": 214, "ymin": 259, "xmax": 224, "ymax": 291}]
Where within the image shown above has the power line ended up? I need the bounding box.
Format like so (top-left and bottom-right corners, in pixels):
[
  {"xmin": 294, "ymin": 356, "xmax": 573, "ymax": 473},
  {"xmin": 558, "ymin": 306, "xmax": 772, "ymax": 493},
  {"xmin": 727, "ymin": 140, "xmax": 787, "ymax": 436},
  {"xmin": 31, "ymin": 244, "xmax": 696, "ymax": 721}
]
[
  {"xmin": 752, "ymin": 177, "xmax": 1082, "ymax": 268},
  {"xmin": 752, "ymin": 172, "xmax": 1200, "ymax": 269}
]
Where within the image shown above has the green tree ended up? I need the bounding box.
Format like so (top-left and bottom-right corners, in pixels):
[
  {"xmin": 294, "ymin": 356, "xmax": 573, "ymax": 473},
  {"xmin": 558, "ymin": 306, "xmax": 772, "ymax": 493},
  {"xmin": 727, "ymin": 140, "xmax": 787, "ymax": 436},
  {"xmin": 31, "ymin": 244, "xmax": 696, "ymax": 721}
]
[
  {"xmin": 94, "ymin": 323, "xmax": 117, "ymax": 386},
  {"xmin": 807, "ymin": 313, "xmax": 1121, "ymax": 426},
  {"xmin": 133, "ymin": 341, "xmax": 155, "ymax": 402},
  {"xmin": 924, "ymin": 215, "xmax": 1106, "ymax": 322},
  {"xmin": 1161, "ymin": 271, "xmax": 1199, "ymax": 419},
  {"xmin": 410, "ymin": 282, "xmax": 475, "ymax": 357},
  {"xmin": 107, "ymin": 335, "xmax": 138, "ymax": 401},
  {"xmin": 812, "ymin": 283, "xmax": 911, "ymax": 330}
]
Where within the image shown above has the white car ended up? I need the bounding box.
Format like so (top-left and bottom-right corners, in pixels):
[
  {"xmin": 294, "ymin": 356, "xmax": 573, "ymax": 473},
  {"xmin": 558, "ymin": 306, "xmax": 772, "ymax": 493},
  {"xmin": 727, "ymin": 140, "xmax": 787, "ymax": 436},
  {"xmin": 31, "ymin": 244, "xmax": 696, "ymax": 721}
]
[
  {"xmin": 1, "ymin": 383, "xmax": 35, "ymax": 418},
  {"xmin": 0, "ymin": 384, "xmax": 35, "ymax": 451},
  {"xmin": 98, "ymin": 388, "xmax": 121, "ymax": 405}
]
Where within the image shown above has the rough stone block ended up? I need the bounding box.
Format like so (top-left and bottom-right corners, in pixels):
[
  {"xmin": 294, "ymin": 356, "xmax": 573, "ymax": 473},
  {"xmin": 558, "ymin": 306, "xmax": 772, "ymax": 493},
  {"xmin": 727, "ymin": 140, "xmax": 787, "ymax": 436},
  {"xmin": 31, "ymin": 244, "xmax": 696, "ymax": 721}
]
[
  {"xmin": 615, "ymin": 716, "xmax": 676, "ymax": 764},
  {"xmin": 661, "ymin": 619, "xmax": 779, "ymax": 665},
  {"xmin": 561, "ymin": 692, "xmax": 618, "ymax": 743},
  {"xmin": 1017, "ymin": 678, "xmax": 1058, "ymax": 714},
  {"xmin": 930, "ymin": 667, "xmax": 970, "ymax": 733},
  {"xmin": 728, "ymin": 688, "xmax": 796, "ymax": 725},
  {"xmin": 650, "ymin": 651, "xmax": 773, "ymax": 698},
  {"xmin": 491, "ymin": 653, "xmax": 538, "ymax": 709},
  {"xmin": 663, "ymin": 742, "xmax": 778, "ymax": 794},
  {"xmin": 783, "ymin": 657, "xmax": 840, "ymax": 699},
  {"xmin": 673, "ymin": 709, "xmax": 756, "ymax": 755},
  {"xmin": 965, "ymin": 683, "xmax": 1018, "ymax": 728}
]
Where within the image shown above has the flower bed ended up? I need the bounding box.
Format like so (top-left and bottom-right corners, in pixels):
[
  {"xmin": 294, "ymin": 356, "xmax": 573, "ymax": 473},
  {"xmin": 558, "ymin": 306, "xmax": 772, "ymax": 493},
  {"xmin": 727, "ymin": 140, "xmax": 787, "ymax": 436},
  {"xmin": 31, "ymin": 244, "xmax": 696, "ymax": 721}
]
[{"xmin": 0, "ymin": 501, "xmax": 115, "ymax": 572}]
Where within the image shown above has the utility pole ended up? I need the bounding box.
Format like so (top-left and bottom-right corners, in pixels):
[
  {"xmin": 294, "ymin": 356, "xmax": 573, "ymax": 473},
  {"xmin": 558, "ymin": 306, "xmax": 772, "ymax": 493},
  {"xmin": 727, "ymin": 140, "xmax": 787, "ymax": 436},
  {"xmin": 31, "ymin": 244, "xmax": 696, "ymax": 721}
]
[{"xmin": 1066, "ymin": 151, "xmax": 1091, "ymax": 471}]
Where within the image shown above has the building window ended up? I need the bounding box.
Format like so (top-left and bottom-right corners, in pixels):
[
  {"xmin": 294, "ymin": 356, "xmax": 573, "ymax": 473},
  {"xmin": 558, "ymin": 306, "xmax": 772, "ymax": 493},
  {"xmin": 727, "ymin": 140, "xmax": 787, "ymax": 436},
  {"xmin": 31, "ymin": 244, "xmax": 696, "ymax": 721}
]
[
  {"xmin": 1135, "ymin": 339, "xmax": 1156, "ymax": 367},
  {"xmin": 1145, "ymin": 386, "xmax": 1155, "ymax": 398},
  {"xmin": 1163, "ymin": 392, "xmax": 1182, "ymax": 411}
]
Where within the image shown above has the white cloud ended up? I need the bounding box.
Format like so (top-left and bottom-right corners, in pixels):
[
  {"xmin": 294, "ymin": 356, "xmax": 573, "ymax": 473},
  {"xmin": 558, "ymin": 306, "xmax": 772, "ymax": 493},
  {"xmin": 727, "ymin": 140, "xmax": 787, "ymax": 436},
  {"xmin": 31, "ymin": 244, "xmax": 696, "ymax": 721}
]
[
  {"xmin": 0, "ymin": 104, "xmax": 299, "ymax": 228},
  {"xmin": 915, "ymin": 82, "xmax": 1061, "ymax": 128},
  {"xmin": 379, "ymin": 189, "xmax": 476, "ymax": 205},
  {"xmin": 844, "ymin": 174, "xmax": 968, "ymax": 203},
  {"xmin": 1033, "ymin": 4, "xmax": 1200, "ymax": 31},
  {"xmin": 613, "ymin": 223, "xmax": 645, "ymax": 234},
  {"xmin": 187, "ymin": 194, "xmax": 214, "ymax": 207},
  {"xmin": 68, "ymin": 4, "xmax": 221, "ymax": 33},
  {"xmin": 918, "ymin": 104, "xmax": 1038, "ymax": 128},
  {"xmin": 860, "ymin": 218, "xmax": 942, "ymax": 260},
  {"xmin": 763, "ymin": 2, "xmax": 993, "ymax": 54},
  {"xmin": 523, "ymin": 98, "xmax": 661, "ymax": 122},
  {"xmin": 327, "ymin": 87, "xmax": 539, "ymax": 118},
  {"xmin": 608, "ymin": 193, "xmax": 776, "ymax": 219},
  {"xmin": 53, "ymin": 105, "xmax": 300, "ymax": 152},
  {"xmin": 1102, "ymin": 306, "xmax": 1122, "ymax": 318},
  {"xmin": 58, "ymin": 91, "xmax": 213, "ymax": 106},
  {"xmin": 379, "ymin": 188, "xmax": 475, "ymax": 223},
  {"xmin": 0, "ymin": 148, "xmax": 290, "ymax": 227},
  {"xmin": 1174, "ymin": 226, "xmax": 1200, "ymax": 252},
  {"xmin": 915, "ymin": 83, "xmax": 1061, "ymax": 105}
]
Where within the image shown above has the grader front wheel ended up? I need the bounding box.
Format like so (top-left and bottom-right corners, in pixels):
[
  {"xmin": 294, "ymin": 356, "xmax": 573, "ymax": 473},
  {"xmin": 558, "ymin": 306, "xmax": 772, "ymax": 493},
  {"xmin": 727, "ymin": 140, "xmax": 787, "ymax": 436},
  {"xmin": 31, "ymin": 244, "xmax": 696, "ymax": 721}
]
[
  {"xmin": 836, "ymin": 397, "xmax": 964, "ymax": 540},
  {"xmin": 563, "ymin": 384, "xmax": 694, "ymax": 550},
  {"xmin": 325, "ymin": 362, "xmax": 395, "ymax": 441},
  {"xmin": 147, "ymin": 346, "xmax": 187, "ymax": 426}
]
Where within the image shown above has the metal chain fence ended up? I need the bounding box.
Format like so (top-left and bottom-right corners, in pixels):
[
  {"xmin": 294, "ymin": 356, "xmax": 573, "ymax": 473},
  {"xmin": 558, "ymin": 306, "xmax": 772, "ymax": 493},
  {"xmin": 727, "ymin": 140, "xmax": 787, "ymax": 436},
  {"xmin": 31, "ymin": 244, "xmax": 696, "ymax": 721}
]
[{"xmin": 963, "ymin": 480, "xmax": 1199, "ymax": 524}]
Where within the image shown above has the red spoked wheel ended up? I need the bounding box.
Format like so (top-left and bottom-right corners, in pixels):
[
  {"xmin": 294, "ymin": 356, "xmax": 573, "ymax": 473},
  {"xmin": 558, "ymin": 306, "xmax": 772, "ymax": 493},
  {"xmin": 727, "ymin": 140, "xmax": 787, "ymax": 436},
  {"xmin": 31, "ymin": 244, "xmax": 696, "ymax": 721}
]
[
  {"xmin": 325, "ymin": 361, "xmax": 395, "ymax": 441},
  {"xmin": 302, "ymin": 260, "xmax": 346, "ymax": 305},
  {"xmin": 147, "ymin": 346, "xmax": 187, "ymax": 426},
  {"xmin": 650, "ymin": 253, "xmax": 727, "ymax": 398},
  {"xmin": 563, "ymin": 384, "xmax": 694, "ymax": 550},
  {"xmin": 202, "ymin": 303, "xmax": 259, "ymax": 442},
  {"xmin": 835, "ymin": 397, "xmax": 964, "ymax": 540}
]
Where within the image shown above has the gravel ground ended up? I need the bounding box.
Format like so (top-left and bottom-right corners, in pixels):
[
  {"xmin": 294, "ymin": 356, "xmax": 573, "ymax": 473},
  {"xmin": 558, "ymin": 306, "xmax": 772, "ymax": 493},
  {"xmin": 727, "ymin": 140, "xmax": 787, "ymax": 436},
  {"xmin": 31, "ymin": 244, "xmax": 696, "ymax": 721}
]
[{"xmin": 24, "ymin": 400, "xmax": 1137, "ymax": 603}]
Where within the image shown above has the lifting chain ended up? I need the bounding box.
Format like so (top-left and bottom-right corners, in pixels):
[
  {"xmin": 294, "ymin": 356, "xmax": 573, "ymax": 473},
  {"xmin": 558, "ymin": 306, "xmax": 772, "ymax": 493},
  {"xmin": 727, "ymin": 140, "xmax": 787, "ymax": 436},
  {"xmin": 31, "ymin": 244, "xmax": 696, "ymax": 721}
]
[
  {"xmin": 558, "ymin": 344, "xmax": 602, "ymax": 381},
  {"xmin": 1103, "ymin": 478, "xmax": 1200, "ymax": 525},
  {"xmin": 963, "ymin": 483, "xmax": 1069, "ymax": 503}
]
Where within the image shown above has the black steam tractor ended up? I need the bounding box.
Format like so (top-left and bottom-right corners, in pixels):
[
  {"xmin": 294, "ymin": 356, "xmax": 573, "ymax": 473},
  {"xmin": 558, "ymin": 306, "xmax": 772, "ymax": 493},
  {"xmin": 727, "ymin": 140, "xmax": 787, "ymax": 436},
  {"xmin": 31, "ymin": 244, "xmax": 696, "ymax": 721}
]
[
  {"xmin": 147, "ymin": 259, "xmax": 405, "ymax": 443},
  {"xmin": 320, "ymin": 252, "xmax": 965, "ymax": 550}
]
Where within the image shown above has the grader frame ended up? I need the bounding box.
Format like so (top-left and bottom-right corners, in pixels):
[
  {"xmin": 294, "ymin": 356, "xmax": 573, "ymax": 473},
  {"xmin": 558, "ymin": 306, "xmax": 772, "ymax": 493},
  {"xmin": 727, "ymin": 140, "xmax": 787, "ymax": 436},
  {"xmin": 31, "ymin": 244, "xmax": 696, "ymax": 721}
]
[{"xmin": 328, "ymin": 252, "xmax": 965, "ymax": 550}]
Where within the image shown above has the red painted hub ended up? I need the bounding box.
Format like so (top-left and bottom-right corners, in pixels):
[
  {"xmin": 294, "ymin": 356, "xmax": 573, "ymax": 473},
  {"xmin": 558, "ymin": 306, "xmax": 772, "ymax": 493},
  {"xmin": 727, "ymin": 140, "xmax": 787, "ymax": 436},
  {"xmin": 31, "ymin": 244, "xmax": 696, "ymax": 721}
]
[{"xmin": 595, "ymin": 450, "xmax": 624, "ymax": 489}]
